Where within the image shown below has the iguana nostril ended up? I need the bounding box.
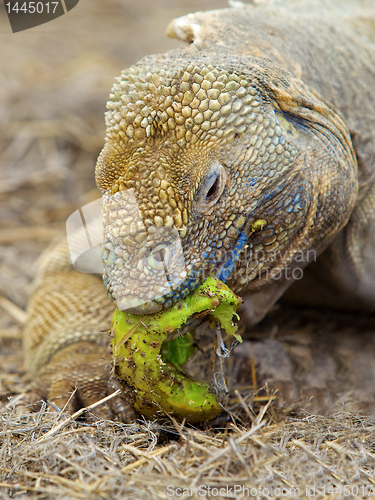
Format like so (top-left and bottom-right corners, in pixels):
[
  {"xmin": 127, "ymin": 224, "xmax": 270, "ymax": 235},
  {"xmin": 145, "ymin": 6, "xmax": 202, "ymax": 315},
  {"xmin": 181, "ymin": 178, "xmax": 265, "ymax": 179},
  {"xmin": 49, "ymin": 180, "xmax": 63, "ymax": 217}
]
[{"xmin": 147, "ymin": 244, "xmax": 171, "ymax": 271}]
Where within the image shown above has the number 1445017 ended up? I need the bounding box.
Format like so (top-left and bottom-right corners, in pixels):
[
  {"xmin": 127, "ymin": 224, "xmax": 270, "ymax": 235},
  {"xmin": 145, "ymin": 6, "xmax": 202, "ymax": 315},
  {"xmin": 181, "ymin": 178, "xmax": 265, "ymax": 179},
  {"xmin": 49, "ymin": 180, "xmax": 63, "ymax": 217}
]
[{"xmin": 5, "ymin": 2, "xmax": 60, "ymax": 14}]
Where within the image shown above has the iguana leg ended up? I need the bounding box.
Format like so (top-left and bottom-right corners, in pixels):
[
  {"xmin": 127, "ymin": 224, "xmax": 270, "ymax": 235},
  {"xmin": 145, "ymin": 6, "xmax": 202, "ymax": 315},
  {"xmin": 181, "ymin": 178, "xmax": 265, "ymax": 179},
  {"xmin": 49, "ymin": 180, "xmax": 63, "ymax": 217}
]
[{"xmin": 23, "ymin": 238, "xmax": 136, "ymax": 421}]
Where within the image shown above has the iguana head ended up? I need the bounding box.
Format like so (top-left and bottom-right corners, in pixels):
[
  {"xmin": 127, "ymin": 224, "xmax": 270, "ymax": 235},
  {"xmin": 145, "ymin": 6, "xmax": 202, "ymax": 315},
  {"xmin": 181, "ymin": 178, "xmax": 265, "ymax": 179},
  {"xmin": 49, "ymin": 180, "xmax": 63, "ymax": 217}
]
[{"xmin": 96, "ymin": 49, "xmax": 356, "ymax": 314}]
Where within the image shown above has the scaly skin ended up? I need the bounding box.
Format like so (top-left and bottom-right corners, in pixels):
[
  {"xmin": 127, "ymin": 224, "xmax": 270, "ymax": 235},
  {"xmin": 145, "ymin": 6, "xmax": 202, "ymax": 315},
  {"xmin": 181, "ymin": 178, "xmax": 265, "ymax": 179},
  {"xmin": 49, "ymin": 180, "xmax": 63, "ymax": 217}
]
[{"xmin": 23, "ymin": 0, "xmax": 375, "ymax": 419}]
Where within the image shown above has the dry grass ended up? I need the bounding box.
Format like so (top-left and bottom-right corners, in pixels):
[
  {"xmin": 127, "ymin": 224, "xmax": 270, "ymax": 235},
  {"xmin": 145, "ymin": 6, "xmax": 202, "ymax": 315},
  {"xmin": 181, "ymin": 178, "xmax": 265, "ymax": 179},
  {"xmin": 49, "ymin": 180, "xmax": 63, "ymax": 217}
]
[
  {"xmin": 1, "ymin": 0, "xmax": 375, "ymax": 497},
  {"xmin": 1, "ymin": 396, "xmax": 375, "ymax": 499}
]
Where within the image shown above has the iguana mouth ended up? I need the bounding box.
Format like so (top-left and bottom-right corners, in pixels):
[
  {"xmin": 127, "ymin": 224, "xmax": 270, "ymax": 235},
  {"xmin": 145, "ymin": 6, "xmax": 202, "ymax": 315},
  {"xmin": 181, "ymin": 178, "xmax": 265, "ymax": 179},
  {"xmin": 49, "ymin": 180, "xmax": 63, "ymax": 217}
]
[{"xmin": 119, "ymin": 222, "xmax": 249, "ymax": 315}]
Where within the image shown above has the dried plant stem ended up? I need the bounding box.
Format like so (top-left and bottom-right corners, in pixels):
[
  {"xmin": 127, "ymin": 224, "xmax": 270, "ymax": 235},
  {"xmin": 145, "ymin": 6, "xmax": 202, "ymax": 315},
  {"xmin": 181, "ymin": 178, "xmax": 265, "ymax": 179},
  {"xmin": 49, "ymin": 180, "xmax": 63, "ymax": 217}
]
[{"xmin": 35, "ymin": 389, "xmax": 121, "ymax": 442}]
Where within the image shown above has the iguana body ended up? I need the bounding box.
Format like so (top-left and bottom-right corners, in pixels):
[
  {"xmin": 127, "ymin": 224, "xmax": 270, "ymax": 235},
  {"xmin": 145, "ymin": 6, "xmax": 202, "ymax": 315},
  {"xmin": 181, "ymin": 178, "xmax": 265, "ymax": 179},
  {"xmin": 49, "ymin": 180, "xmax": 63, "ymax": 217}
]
[{"xmin": 24, "ymin": 0, "xmax": 375, "ymax": 417}]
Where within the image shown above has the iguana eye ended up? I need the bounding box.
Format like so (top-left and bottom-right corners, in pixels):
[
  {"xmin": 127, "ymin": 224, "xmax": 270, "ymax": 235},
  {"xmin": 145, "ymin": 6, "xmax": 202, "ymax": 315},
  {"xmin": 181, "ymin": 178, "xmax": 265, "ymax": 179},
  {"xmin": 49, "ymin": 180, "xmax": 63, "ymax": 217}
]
[{"xmin": 194, "ymin": 162, "xmax": 227, "ymax": 213}]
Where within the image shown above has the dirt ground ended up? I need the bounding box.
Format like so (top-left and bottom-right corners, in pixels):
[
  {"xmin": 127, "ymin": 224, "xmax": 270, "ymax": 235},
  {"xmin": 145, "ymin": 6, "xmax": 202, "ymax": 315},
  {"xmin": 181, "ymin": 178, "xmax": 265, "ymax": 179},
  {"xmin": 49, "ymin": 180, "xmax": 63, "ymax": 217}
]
[{"xmin": 1, "ymin": 1, "xmax": 375, "ymax": 498}]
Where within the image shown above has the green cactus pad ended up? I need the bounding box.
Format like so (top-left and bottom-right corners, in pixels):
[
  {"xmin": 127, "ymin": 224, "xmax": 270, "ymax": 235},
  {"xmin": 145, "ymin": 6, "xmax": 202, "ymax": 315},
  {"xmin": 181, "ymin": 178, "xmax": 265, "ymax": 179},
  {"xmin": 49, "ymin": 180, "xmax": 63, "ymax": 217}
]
[{"xmin": 111, "ymin": 276, "xmax": 242, "ymax": 422}]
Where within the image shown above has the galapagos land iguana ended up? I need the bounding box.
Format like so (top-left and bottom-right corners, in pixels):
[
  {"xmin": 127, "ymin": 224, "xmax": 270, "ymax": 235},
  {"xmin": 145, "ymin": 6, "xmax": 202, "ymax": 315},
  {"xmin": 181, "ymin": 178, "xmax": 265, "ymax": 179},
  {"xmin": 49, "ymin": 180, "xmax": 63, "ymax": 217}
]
[{"xmin": 23, "ymin": 0, "xmax": 375, "ymax": 419}]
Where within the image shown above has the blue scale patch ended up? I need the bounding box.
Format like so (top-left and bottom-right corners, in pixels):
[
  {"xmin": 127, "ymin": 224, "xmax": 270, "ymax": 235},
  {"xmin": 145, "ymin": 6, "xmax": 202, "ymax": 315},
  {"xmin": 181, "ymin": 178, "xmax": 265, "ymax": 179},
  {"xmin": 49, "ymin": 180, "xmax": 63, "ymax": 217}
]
[
  {"xmin": 292, "ymin": 193, "xmax": 301, "ymax": 204},
  {"xmin": 219, "ymin": 230, "xmax": 248, "ymax": 283},
  {"xmin": 180, "ymin": 288, "xmax": 190, "ymax": 298},
  {"xmin": 245, "ymin": 177, "xmax": 258, "ymax": 189},
  {"xmin": 263, "ymin": 176, "xmax": 288, "ymax": 203},
  {"xmin": 263, "ymin": 188, "xmax": 280, "ymax": 202},
  {"xmin": 183, "ymin": 277, "xmax": 199, "ymax": 290}
]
